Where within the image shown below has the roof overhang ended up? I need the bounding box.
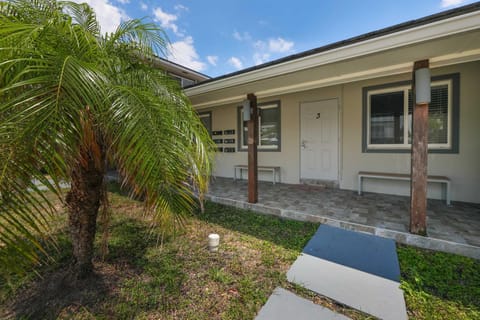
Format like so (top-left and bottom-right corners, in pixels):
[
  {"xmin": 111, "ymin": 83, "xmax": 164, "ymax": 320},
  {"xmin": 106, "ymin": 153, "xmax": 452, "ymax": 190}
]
[
  {"xmin": 153, "ymin": 57, "xmax": 210, "ymax": 82},
  {"xmin": 186, "ymin": 9, "xmax": 480, "ymax": 108}
]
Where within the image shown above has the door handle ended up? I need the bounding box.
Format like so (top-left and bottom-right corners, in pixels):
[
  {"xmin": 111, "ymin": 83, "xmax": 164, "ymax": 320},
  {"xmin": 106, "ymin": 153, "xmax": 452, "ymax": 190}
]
[{"xmin": 301, "ymin": 140, "xmax": 307, "ymax": 149}]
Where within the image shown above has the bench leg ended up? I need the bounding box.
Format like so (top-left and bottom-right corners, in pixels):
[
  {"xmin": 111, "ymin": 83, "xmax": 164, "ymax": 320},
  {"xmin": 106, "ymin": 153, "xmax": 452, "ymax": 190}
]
[
  {"xmin": 446, "ymin": 181, "xmax": 451, "ymax": 206},
  {"xmin": 273, "ymin": 170, "xmax": 276, "ymax": 185},
  {"xmin": 358, "ymin": 176, "xmax": 363, "ymax": 195}
]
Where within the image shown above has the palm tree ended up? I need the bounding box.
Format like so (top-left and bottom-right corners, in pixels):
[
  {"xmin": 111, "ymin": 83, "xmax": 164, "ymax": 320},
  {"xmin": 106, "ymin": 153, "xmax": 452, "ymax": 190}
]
[{"xmin": 0, "ymin": 0, "xmax": 214, "ymax": 278}]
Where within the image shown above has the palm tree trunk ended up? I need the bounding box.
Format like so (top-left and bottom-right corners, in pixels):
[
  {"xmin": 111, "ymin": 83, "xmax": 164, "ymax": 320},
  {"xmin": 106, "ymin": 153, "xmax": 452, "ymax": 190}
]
[{"xmin": 66, "ymin": 156, "xmax": 104, "ymax": 278}]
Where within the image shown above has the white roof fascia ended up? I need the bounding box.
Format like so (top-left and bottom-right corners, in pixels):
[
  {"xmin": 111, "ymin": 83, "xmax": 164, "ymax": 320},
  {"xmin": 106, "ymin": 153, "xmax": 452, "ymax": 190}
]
[
  {"xmin": 154, "ymin": 58, "xmax": 210, "ymax": 82},
  {"xmin": 192, "ymin": 48, "xmax": 480, "ymax": 109},
  {"xmin": 185, "ymin": 11, "xmax": 480, "ymax": 97}
]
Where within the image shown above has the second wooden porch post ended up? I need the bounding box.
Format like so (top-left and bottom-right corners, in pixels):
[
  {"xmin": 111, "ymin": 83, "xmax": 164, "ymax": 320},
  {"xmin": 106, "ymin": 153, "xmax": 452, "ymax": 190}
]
[
  {"xmin": 410, "ymin": 60, "xmax": 430, "ymax": 235},
  {"xmin": 247, "ymin": 93, "xmax": 258, "ymax": 203}
]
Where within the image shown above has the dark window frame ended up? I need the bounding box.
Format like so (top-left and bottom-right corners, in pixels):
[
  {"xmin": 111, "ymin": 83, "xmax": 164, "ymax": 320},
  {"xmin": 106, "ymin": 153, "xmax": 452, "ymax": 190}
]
[
  {"xmin": 362, "ymin": 73, "xmax": 459, "ymax": 153},
  {"xmin": 198, "ymin": 111, "xmax": 212, "ymax": 135},
  {"xmin": 237, "ymin": 100, "xmax": 282, "ymax": 152}
]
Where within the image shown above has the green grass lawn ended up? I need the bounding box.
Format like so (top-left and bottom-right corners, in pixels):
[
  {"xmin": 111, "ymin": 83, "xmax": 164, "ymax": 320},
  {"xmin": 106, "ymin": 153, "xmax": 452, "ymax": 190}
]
[{"xmin": 0, "ymin": 189, "xmax": 479, "ymax": 319}]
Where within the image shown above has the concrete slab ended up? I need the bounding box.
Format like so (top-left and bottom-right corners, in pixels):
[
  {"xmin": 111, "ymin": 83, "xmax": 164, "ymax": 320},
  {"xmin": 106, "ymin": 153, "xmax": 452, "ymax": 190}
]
[
  {"xmin": 303, "ymin": 224, "xmax": 400, "ymax": 282},
  {"xmin": 287, "ymin": 254, "xmax": 407, "ymax": 320},
  {"xmin": 255, "ymin": 287, "xmax": 351, "ymax": 320}
]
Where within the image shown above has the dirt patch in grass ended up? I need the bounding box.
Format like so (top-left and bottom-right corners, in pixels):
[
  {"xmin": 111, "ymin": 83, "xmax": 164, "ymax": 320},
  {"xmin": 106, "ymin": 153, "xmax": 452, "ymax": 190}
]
[{"xmin": 5, "ymin": 262, "xmax": 134, "ymax": 319}]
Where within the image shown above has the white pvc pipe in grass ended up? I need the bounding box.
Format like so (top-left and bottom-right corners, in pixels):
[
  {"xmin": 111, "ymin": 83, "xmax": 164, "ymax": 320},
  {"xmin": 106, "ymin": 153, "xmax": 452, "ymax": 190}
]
[{"xmin": 208, "ymin": 233, "xmax": 220, "ymax": 252}]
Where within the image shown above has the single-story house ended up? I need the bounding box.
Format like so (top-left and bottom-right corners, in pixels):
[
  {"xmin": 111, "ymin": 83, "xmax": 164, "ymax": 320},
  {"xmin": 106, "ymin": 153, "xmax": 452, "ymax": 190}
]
[{"xmin": 185, "ymin": 3, "xmax": 480, "ymax": 204}]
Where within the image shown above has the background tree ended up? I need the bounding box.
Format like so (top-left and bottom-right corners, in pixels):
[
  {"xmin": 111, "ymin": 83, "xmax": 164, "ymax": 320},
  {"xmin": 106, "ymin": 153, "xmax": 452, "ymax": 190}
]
[{"xmin": 0, "ymin": 0, "xmax": 214, "ymax": 278}]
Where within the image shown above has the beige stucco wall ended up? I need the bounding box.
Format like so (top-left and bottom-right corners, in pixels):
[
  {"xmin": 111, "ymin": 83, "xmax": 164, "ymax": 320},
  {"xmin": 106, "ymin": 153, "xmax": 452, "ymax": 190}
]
[
  {"xmin": 199, "ymin": 61, "xmax": 480, "ymax": 203},
  {"xmin": 341, "ymin": 61, "xmax": 480, "ymax": 203},
  {"xmin": 203, "ymin": 85, "xmax": 342, "ymax": 184}
]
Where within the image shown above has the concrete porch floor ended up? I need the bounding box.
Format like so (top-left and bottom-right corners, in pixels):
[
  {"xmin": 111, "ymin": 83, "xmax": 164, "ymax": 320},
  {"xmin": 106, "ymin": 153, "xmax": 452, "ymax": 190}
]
[{"xmin": 206, "ymin": 177, "xmax": 480, "ymax": 259}]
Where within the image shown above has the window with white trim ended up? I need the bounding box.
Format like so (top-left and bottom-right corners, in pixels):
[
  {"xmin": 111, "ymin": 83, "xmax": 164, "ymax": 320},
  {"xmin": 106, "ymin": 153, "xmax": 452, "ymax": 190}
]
[
  {"xmin": 363, "ymin": 74, "xmax": 459, "ymax": 153},
  {"xmin": 238, "ymin": 101, "xmax": 281, "ymax": 151}
]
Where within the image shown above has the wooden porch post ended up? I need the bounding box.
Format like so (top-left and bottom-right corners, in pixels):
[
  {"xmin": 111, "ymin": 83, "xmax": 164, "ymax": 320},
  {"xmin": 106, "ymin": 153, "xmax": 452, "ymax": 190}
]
[
  {"xmin": 247, "ymin": 93, "xmax": 258, "ymax": 203},
  {"xmin": 410, "ymin": 60, "xmax": 429, "ymax": 235}
]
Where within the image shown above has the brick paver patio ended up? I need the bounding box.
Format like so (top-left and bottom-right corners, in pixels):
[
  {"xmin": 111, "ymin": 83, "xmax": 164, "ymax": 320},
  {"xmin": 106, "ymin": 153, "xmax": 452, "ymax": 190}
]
[{"xmin": 207, "ymin": 177, "xmax": 480, "ymax": 258}]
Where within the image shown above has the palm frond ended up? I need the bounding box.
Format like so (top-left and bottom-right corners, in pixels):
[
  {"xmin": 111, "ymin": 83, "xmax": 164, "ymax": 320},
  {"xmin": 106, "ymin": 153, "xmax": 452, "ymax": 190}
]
[
  {"xmin": 106, "ymin": 18, "xmax": 169, "ymax": 62},
  {"xmin": 104, "ymin": 66, "xmax": 214, "ymax": 234},
  {"xmin": 62, "ymin": 1, "xmax": 101, "ymax": 36}
]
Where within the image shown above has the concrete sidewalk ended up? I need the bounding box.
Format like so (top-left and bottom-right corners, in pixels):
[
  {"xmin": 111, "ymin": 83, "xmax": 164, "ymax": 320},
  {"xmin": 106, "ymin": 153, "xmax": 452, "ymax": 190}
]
[
  {"xmin": 256, "ymin": 288, "xmax": 351, "ymax": 320},
  {"xmin": 256, "ymin": 225, "xmax": 407, "ymax": 320}
]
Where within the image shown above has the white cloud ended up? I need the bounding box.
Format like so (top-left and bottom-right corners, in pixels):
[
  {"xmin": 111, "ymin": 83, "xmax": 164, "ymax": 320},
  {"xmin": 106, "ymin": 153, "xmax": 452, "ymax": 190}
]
[
  {"xmin": 253, "ymin": 53, "xmax": 270, "ymax": 65},
  {"xmin": 251, "ymin": 37, "xmax": 294, "ymax": 65},
  {"xmin": 207, "ymin": 55, "xmax": 218, "ymax": 66},
  {"xmin": 235, "ymin": 34, "xmax": 295, "ymax": 68},
  {"xmin": 174, "ymin": 4, "xmax": 189, "ymax": 11},
  {"xmin": 153, "ymin": 7, "xmax": 179, "ymax": 35},
  {"xmin": 167, "ymin": 36, "xmax": 206, "ymax": 71},
  {"xmin": 441, "ymin": 0, "xmax": 466, "ymax": 7},
  {"xmin": 228, "ymin": 57, "xmax": 243, "ymax": 70},
  {"xmin": 233, "ymin": 30, "xmax": 251, "ymax": 41},
  {"xmin": 71, "ymin": 0, "xmax": 128, "ymax": 34},
  {"xmin": 268, "ymin": 37, "xmax": 294, "ymax": 53},
  {"xmin": 116, "ymin": 0, "xmax": 129, "ymax": 4},
  {"xmin": 140, "ymin": 2, "xmax": 148, "ymax": 11}
]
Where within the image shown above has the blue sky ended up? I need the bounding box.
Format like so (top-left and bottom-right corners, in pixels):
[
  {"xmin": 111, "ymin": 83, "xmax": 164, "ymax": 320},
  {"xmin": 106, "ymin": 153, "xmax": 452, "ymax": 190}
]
[{"xmin": 74, "ymin": 0, "xmax": 476, "ymax": 77}]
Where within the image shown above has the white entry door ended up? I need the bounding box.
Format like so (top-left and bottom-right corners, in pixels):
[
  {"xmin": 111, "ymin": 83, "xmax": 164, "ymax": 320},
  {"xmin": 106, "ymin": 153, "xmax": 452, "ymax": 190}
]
[{"xmin": 300, "ymin": 99, "xmax": 339, "ymax": 181}]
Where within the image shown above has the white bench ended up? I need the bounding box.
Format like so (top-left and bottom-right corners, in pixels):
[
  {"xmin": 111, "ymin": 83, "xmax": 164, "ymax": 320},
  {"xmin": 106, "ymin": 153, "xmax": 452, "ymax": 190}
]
[
  {"xmin": 358, "ymin": 171, "xmax": 451, "ymax": 205},
  {"xmin": 234, "ymin": 165, "xmax": 281, "ymax": 185}
]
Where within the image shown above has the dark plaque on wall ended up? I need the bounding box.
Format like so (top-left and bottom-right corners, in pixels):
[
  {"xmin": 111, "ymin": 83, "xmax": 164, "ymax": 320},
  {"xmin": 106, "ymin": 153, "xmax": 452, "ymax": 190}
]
[
  {"xmin": 213, "ymin": 139, "xmax": 223, "ymax": 144},
  {"xmin": 223, "ymin": 129, "xmax": 235, "ymax": 135},
  {"xmin": 212, "ymin": 130, "xmax": 223, "ymax": 136},
  {"xmin": 224, "ymin": 147, "xmax": 235, "ymax": 153},
  {"xmin": 216, "ymin": 147, "xmax": 223, "ymax": 152},
  {"xmin": 224, "ymin": 138, "xmax": 235, "ymax": 144}
]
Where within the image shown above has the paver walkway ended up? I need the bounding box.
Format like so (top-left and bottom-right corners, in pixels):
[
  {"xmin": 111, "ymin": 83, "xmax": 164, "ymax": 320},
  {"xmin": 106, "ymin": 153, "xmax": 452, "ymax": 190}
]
[
  {"xmin": 207, "ymin": 178, "xmax": 480, "ymax": 259},
  {"xmin": 256, "ymin": 225, "xmax": 407, "ymax": 320}
]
